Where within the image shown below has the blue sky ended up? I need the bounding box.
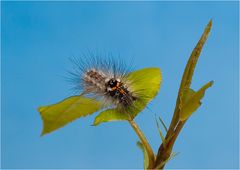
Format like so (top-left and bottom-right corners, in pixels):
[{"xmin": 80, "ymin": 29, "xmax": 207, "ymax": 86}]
[{"xmin": 1, "ymin": 1, "xmax": 239, "ymax": 169}]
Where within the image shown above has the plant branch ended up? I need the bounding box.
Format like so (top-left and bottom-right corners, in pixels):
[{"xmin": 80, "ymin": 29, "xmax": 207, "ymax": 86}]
[
  {"xmin": 155, "ymin": 120, "xmax": 186, "ymax": 169},
  {"xmin": 168, "ymin": 19, "xmax": 212, "ymax": 137},
  {"xmin": 154, "ymin": 20, "xmax": 212, "ymax": 169},
  {"xmin": 128, "ymin": 119, "xmax": 155, "ymax": 169}
]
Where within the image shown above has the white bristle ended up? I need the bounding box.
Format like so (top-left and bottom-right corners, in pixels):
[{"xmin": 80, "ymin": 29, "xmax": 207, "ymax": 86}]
[{"xmin": 70, "ymin": 56, "xmax": 137, "ymax": 110}]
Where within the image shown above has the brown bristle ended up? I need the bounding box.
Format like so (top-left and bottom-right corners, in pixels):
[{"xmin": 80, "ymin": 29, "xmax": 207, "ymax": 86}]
[
  {"xmin": 82, "ymin": 69, "xmax": 135, "ymax": 108},
  {"xmin": 83, "ymin": 69, "xmax": 107, "ymax": 91}
]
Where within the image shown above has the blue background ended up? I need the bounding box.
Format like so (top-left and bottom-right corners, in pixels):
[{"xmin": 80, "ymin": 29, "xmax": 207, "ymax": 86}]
[{"xmin": 1, "ymin": 1, "xmax": 239, "ymax": 169}]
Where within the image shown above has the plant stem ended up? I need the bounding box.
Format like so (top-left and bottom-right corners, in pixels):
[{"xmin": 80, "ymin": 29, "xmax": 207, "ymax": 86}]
[
  {"xmin": 154, "ymin": 120, "xmax": 186, "ymax": 169},
  {"xmin": 154, "ymin": 20, "xmax": 212, "ymax": 169},
  {"xmin": 128, "ymin": 119, "xmax": 155, "ymax": 169}
]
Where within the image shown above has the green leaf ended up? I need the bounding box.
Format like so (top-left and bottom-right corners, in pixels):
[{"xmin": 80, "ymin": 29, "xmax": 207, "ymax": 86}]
[
  {"xmin": 159, "ymin": 117, "xmax": 168, "ymax": 132},
  {"xmin": 137, "ymin": 141, "xmax": 149, "ymax": 170},
  {"xmin": 93, "ymin": 108, "xmax": 129, "ymax": 126},
  {"xmin": 125, "ymin": 67, "xmax": 162, "ymax": 118},
  {"xmin": 93, "ymin": 67, "xmax": 162, "ymax": 126},
  {"xmin": 179, "ymin": 81, "xmax": 214, "ymax": 121},
  {"xmin": 127, "ymin": 67, "xmax": 162, "ymax": 104},
  {"xmin": 155, "ymin": 116, "xmax": 165, "ymax": 145},
  {"xmin": 155, "ymin": 20, "xmax": 213, "ymax": 168},
  {"xmin": 38, "ymin": 96, "xmax": 102, "ymax": 135},
  {"xmin": 164, "ymin": 20, "xmax": 212, "ymax": 137},
  {"xmin": 182, "ymin": 88, "xmax": 196, "ymax": 104},
  {"xmin": 176, "ymin": 20, "xmax": 212, "ymax": 121},
  {"xmin": 179, "ymin": 20, "xmax": 212, "ymax": 93}
]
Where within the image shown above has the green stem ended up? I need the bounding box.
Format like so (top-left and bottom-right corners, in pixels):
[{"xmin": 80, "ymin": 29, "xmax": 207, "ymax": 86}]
[{"xmin": 128, "ymin": 120, "xmax": 155, "ymax": 169}]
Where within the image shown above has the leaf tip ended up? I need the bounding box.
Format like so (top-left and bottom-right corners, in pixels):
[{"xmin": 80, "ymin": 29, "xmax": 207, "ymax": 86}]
[
  {"xmin": 208, "ymin": 19, "xmax": 213, "ymax": 27},
  {"xmin": 40, "ymin": 129, "xmax": 47, "ymax": 137},
  {"xmin": 204, "ymin": 19, "xmax": 212, "ymax": 38},
  {"xmin": 92, "ymin": 120, "xmax": 99, "ymax": 126},
  {"xmin": 209, "ymin": 80, "xmax": 214, "ymax": 86},
  {"xmin": 38, "ymin": 106, "xmax": 44, "ymax": 113}
]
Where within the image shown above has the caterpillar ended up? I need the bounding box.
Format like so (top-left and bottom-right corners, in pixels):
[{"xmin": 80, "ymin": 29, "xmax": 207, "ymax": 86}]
[
  {"xmin": 39, "ymin": 54, "xmax": 161, "ymax": 135},
  {"xmin": 68, "ymin": 55, "xmax": 143, "ymax": 113}
]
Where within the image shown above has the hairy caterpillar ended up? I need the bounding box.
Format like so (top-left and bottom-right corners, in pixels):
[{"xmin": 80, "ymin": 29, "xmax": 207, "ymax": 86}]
[
  {"xmin": 69, "ymin": 55, "xmax": 149, "ymax": 114},
  {"xmin": 39, "ymin": 54, "xmax": 161, "ymax": 134}
]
